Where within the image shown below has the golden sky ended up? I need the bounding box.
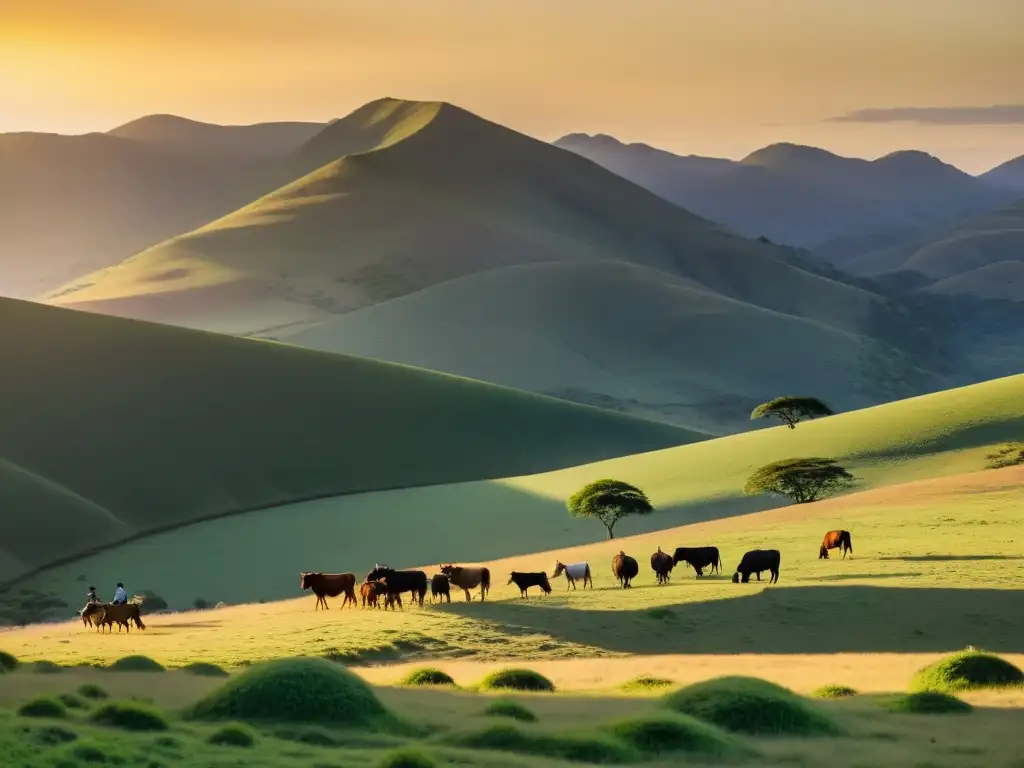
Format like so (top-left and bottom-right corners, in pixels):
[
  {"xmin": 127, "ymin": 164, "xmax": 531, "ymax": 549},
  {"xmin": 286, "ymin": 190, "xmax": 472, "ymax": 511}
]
[{"xmin": 2, "ymin": 0, "xmax": 1022, "ymax": 172}]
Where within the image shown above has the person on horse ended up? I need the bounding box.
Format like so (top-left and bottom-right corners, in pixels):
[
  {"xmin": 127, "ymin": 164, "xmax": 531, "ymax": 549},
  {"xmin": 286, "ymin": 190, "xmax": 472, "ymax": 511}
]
[
  {"xmin": 86, "ymin": 586, "xmax": 100, "ymax": 604},
  {"xmin": 112, "ymin": 582, "xmax": 128, "ymax": 605}
]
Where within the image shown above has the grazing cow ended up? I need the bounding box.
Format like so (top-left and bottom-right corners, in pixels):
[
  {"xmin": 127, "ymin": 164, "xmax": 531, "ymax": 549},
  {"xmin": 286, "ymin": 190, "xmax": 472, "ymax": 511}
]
[
  {"xmin": 98, "ymin": 603, "xmax": 146, "ymax": 633},
  {"xmin": 440, "ymin": 564, "xmax": 490, "ymax": 602},
  {"xmin": 430, "ymin": 573, "xmax": 451, "ymax": 604},
  {"xmin": 360, "ymin": 580, "xmax": 386, "ymax": 609},
  {"xmin": 731, "ymin": 549, "xmax": 781, "ymax": 584},
  {"xmin": 672, "ymin": 546, "xmax": 722, "ymax": 577},
  {"xmin": 611, "ymin": 551, "xmax": 639, "ymax": 588},
  {"xmin": 80, "ymin": 602, "xmax": 104, "ymax": 628},
  {"xmin": 650, "ymin": 547, "xmax": 674, "ymax": 585},
  {"xmin": 819, "ymin": 530, "xmax": 853, "ymax": 560},
  {"xmin": 551, "ymin": 561, "xmax": 593, "ymax": 590},
  {"xmin": 507, "ymin": 571, "xmax": 552, "ymax": 598},
  {"xmin": 300, "ymin": 572, "xmax": 357, "ymax": 610},
  {"xmin": 379, "ymin": 579, "xmax": 404, "ymax": 611},
  {"xmin": 365, "ymin": 565, "xmax": 428, "ymax": 607}
]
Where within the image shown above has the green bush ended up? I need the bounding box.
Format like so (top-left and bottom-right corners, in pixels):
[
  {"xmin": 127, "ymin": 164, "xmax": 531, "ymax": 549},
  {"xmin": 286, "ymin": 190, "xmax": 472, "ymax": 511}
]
[
  {"xmin": 621, "ymin": 676, "xmax": 674, "ymax": 692},
  {"xmin": 78, "ymin": 683, "xmax": 109, "ymax": 700},
  {"xmin": 910, "ymin": 650, "xmax": 1024, "ymax": 694},
  {"xmin": 483, "ymin": 699, "xmax": 537, "ymax": 722},
  {"xmin": 107, "ymin": 655, "xmax": 165, "ymax": 673},
  {"xmin": 882, "ymin": 692, "xmax": 973, "ymax": 714},
  {"xmin": 813, "ymin": 685, "xmax": 857, "ymax": 699},
  {"xmin": 0, "ymin": 650, "xmax": 18, "ymax": 671},
  {"xmin": 180, "ymin": 662, "xmax": 229, "ymax": 677},
  {"xmin": 401, "ymin": 668, "xmax": 456, "ymax": 687},
  {"xmin": 69, "ymin": 741, "xmax": 108, "ymax": 763},
  {"xmin": 31, "ymin": 660, "xmax": 63, "ymax": 674},
  {"xmin": 184, "ymin": 657, "xmax": 391, "ymax": 727},
  {"xmin": 663, "ymin": 676, "xmax": 842, "ymax": 736},
  {"xmin": 58, "ymin": 693, "xmax": 88, "ymax": 709},
  {"xmin": 443, "ymin": 723, "xmax": 633, "ymax": 763},
  {"xmin": 136, "ymin": 590, "xmax": 168, "ymax": 613},
  {"xmin": 18, "ymin": 697, "xmax": 68, "ymax": 718},
  {"xmin": 479, "ymin": 668, "xmax": 555, "ymax": 693},
  {"xmin": 89, "ymin": 701, "xmax": 169, "ymax": 731},
  {"xmin": 605, "ymin": 713, "xmax": 749, "ymax": 756},
  {"xmin": 26, "ymin": 724, "xmax": 78, "ymax": 745},
  {"xmin": 193, "ymin": 598, "xmax": 211, "ymax": 610},
  {"xmin": 208, "ymin": 723, "xmax": 257, "ymax": 747},
  {"xmin": 376, "ymin": 748, "xmax": 437, "ymax": 768}
]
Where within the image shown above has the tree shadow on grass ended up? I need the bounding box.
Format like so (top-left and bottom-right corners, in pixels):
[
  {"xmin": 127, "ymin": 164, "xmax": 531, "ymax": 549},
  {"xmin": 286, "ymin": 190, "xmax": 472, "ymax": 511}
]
[
  {"xmin": 796, "ymin": 572, "xmax": 923, "ymax": 582},
  {"xmin": 437, "ymin": 586, "xmax": 1024, "ymax": 654},
  {"xmin": 878, "ymin": 555, "xmax": 1024, "ymax": 562}
]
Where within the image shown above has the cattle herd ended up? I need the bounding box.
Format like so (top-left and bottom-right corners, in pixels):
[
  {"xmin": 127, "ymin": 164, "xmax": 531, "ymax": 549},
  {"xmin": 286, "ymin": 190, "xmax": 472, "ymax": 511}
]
[{"xmin": 298, "ymin": 529, "xmax": 854, "ymax": 610}]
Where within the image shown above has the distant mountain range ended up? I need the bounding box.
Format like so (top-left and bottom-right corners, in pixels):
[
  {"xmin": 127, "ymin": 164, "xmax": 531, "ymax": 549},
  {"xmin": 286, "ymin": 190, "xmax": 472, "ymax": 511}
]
[{"xmin": 980, "ymin": 154, "xmax": 1024, "ymax": 191}]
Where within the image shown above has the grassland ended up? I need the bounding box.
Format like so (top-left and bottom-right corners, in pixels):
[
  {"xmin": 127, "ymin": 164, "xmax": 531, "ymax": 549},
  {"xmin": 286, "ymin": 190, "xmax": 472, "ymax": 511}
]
[{"xmin": 0, "ymin": 297, "xmax": 691, "ymax": 584}]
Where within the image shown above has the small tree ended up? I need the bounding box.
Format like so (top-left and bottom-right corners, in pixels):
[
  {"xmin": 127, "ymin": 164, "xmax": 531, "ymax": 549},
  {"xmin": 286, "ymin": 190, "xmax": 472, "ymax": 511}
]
[
  {"xmin": 744, "ymin": 458, "xmax": 854, "ymax": 504},
  {"xmin": 567, "ymin": 479, "xmax": 653, "ymax": 540},
  {"xmin": 985, "ymin": 442, "xmax": 1024, "ymax": 470},
  {"xmin": 751, "ymin": 396, "xmax": 834, "ymax": 429}
]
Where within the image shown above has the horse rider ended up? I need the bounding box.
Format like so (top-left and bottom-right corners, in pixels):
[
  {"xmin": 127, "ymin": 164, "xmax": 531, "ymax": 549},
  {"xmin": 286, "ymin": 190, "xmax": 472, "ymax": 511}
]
[
  {"xmin": 86, "ymin": 586, "xmax": 100, "ymax": 604},
  {"xmin": 111, "ymin": 582, "xmax": 128, "ymax": 605}
]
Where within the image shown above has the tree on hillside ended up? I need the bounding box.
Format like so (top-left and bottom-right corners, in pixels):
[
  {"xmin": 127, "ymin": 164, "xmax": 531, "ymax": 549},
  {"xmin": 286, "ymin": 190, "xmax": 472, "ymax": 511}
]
[
  {"xmin": 744, "ymin": 458, "xmax": 854, "ymax": 504},
  {"xmin": 567, "ymin": 479, "xmax": 653, "ymax": 540},
  {"xmin": 985, "ymin": 442, "xmax": 1024, "ymax": 470},
  {"xmin": 750, "ymin": 396, "xmax": 835, "ymax": 429}
]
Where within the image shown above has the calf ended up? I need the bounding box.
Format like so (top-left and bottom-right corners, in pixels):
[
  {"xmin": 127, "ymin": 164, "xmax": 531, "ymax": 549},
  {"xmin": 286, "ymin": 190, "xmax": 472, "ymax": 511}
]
[
  {"xmin": 507, "ymin": 571, "xmax": 552, "ymax": 598},
  {"xmin": 430, "ymin": 573, "xmax": 451, "ymax": 604},
  {"xmin": 360, "ymin": 580, "xmax": 386, "ymax": 609},
  {"xmin": 731, "ymin": 549, "xmax": 781, "ymax": 584},
  {"xmin": 672, "ymin": 546, "xmax": 722, "ymax": 577},
  {"xmin": 819, "ymin": 530, "xmax": 853, "ymax": 559}
]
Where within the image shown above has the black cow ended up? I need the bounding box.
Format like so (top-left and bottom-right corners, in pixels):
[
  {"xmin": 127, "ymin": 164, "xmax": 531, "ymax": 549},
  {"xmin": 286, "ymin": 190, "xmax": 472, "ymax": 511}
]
[
  {"xmin": 507, "ymin": 571, "xmax": 552, "ymax": 598},
  {"xmin": 731, "ymin": 549, "xmax": 781, "ymax": 584},
  {"xmin": 365, "ymin": 564, "xmax": 428, "ymax": 607},
  {"xmin": 672, "ymin": 546, "xmax": 722, "ymax": 577}
]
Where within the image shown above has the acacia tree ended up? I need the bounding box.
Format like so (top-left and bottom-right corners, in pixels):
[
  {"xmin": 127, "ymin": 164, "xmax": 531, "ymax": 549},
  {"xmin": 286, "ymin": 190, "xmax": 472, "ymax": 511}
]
[
  {"xmin": 751, "ymin": 396, "xmax": 834, "ymax": 429},
  {"xmin": 567, "ymin": 479, "xmax": 653, "ymax": 540},
  {"xmin": 744, "ymin": 458, "xmax": 854, "ymax": 504}
]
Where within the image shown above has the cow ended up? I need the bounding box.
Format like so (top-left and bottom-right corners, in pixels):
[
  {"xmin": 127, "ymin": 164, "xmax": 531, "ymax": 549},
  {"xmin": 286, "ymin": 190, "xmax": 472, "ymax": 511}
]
[
  {"xmin": 430, "ymin": 573, "xmax": 451, "ymax": 604},
  {"xmin": 819, "ymin": 530, "xmax": 853, "ymax": 560},
  {"xmin": 300, "ymin": 572, "xmax": 357, "ymax": 610},
  {"xmin": 365, "ymin": 565, "xmax": 428, "ymax": 607},
  {"xmin": 440, "ymin": 564, "xmax": 490, "ymax": 602},
  {"xmin": 650, "ymin": 547, "xmax": 674, "ymax": 585},
  {"xmin": 612, "ymin": 551, "xmax": 639, "ymax": 588},
  {"xmin": 380, "ymin": 579, "xmax": 404, "ymax": 611},
  {"xmin": 551, "ymin": 561, "xmax": 593, "ymax": 590},
  {"xmin": 672, "ymin": 546, "xmax": 722, "ymax": 577},
  {"xmin": 507, "ymin": 571, "xmax": 552, "ymax": 598},
  {"xmin": 360, "ymin": 580, "xmax": 386, "ymax": 609},
  {"xmin": 731, "ymin": 549, "xmax": 781, "ymax": 584},
  {"xmin": 98, "ymin": 603, "xmax": 146, "ymax": 633}
]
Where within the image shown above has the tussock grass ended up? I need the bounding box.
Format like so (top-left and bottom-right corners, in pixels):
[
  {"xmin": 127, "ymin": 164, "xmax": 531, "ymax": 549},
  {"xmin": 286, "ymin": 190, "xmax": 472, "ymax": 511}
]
[
  {"xmin": 479, "ymin": 669, "xmax": 555, "ymax": 693},
  {"xmin": 0, "ymin": 650, "xmax": 17, "ymax": 671},
  {"xmin": 68, "ymin": 741, "xmax": 110, "ymax": 763},
  {"xmin": 882, "ymin": 692, "xmax": 973, "ymax": 714},
  {"xmin": 400, "ymin": 668, "xmax": 456, "ymax": 687},
  {"xmin": 179, "ymin": 661, "xmax": 228, "ymax": 677},
  {"xmin": 57, "ymin": 693, "xmax": 88, "ymax": 709},
  {"xmin": 604, "ymin": 712, "xmax": 750, "ymax": 756},
  {"xmin": 78, "ymin": 683, "xmax": 109, "ymax": 700},
  {"xmin": 208, "ymin": 723, "xmax": 257, "ymax": 747},
  {"xmin": 17, "ymin": 696, "xmax": 67, "ymax": 718},
  {"xmin": 106, "ymin": 655, "xmax": 165, "ymax": 673},
  {"xmin": 30, "ymin": 660, "xmax": 63, "ymax": 674},
  {"xmin": 89, "ymin": 700, "xmax": 169, "ymax": 731},
  {"xmin": 23, "ymin": 723, "xmax": 78, "ymax": 745},
  {"xmin": 620, "ymin": 676, "xmax": 674, "ymax": 692},
  {"xmin": 910, "ymin": 650, "xmax": 1023, "ymax": 693},
  {"xmin": 664, "ymin": 676, "xmax": 842, "ymax": 736},
  {"xmin": 442, "ymin": 722, "xmax": 634, "ymax": 763},
  {"xmin": 482, "ymin": 699, "xmax": 537, "ymax": 722},
  {"xmin": 813, "ymin": 685, "xmax": 857, "ymax": 699},
  {"xmin": 376, "ymin": 748, "xmax": 437, "ymax": 768}
]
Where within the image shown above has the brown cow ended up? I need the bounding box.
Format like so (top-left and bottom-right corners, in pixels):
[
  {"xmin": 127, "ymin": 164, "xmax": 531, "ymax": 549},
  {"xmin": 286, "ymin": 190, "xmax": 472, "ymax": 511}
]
[
  {"xmin": 612, "ymin": 551, "xmax": 639, "ymax": 588},
  {"xmin": 650, "ymin": 547, "xmax": 674, "ymax": 585},
  {"xmin": 360, "ymin": 580, "xmax": 386, "ymax": 609},
  {"xmin": 300, "ymin": 572, "xmax": 357, "ymax": 610},
  {"xmin": 819, "ymin": 530, "xmax": 853, "ymax": 559},
  {"xmin": 440, "ymin": 564, "xmax": 490, "ymax": 602}
]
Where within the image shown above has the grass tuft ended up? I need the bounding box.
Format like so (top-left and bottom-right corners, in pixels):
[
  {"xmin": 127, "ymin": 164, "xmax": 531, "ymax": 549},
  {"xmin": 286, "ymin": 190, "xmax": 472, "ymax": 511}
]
[
  {"xmin": 663, "ymin": 676, "xmax": 842, "ymax": 736},
  {"xmin": 17, "ymin": 696, "xmax": 68, "ymax": 718},
  {"xmin": 208, "ymin": 723, "xmax": 257, "ymax": 747},
  {"xmin": 68, "ymin": 741, "xmax": 109, "ymax": 763},
  {"xmin": 882, "ymin": 692, "xmax": 973, "ymax": 714},
  {"xmin": 400, "ymin": 668, "xmax": 456, "ymax": 687},
  {"xmin": 58, "ymin": 693, "xmax": 88, "ymax": 709},
  {"xmin": 78, "ymin": 683, "xmax": 110, "ymax": 700},
  {"xmin": 604, "ymin": 712, "xmax": 750, "ymax": 756},
  {"xmin": 620, "ymin": 675, "xmax": 674, "ymax": 692},
  {"xmin": 180, "ymin": 661, "xmax": 229, "ymax": 677},
  {"xmin": 376, "ymin": 748, "xmax": 437, "ymax": 768},
  {"xmin": 910, "ymin": 650, "xmax": 1024, "ymax": 694},
  {"xmin": 106, "ymin": 655, "xmax": 165, "ymax": 673},
  {"xmin": 813, "ymin": 685, "xmax": 858, "ymax": 699},
  {"xmin": 89, "ymin": 700, "xmax": 169, "ymax": 731},
  {"xmin": 443, "ymin": 723, "xmax": 634, "ymax": 763},
  {"xmin": 483, "ymin": 699, "xmax": 537, "ymax": 722},
  {"xmin": 479, "ymin": 668, "xmax": 555, "ymax": 693},
  {"xmin": 31, "ymin": 659, "xmax": 64, "ymax": 674},
  {"xmin": 0, "ymin": 650, "xmax": 19, "ymax": 671},
  {"xmin": 25, "ymin": 723, "xmax": 78, "ymax": 745}
]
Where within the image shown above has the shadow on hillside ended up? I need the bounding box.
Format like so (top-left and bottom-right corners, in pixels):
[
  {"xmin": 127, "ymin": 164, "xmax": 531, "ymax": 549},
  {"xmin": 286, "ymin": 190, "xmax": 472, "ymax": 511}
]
[
  {"xmin": 878, "ymin": 555, "xmax": 1024, "ymax": 562},
  {"xmin": 795, "ymin": 571, "xmax": 923, "ymax": 582},
  {"xmin": 436, "ymin": 585, "xmax": 1024, "ymax": 654}
]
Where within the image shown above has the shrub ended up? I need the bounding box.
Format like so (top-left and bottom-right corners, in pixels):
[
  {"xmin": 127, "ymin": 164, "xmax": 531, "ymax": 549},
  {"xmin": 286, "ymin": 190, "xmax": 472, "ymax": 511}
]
[
  {"xmin": 813, "ymin": 685, "xmax": 857, "ymax": 699},
  {"xmin": 136, "ymin": 590, "xmax": 168, "ymax": 613},
  {"xmin": 621, "ymin": 676, "xmax": 674, "ymax": 692},
  {"xmin": 107, "ymin": 655, "xmax": 165, "ymax": 673},
  {"xmin": 192, "ymin": 598, "xmax": 211, "ymax": 610},
  {"xmin": 443, "ymin": 723, "xmax": 633, "ymax": 763},
  {"xmin": 18, "ymin": 697, "xmax": 68, "ymax": 718},
  {"xmin": 180, "ymin": 662, "xmax": 229, "ymax": 677},
  {"xmin": 0, "ymin": 650, "xmax": 18, "ymax": 671},
  {"xmin": 184, "ymin": 657, "xmax": 391, "ymax": 727},
  {"xmin": 985, "ymin": 442, "xmax": 1024, "ymax": 470},
  {"xmin": 483, "ymin": 700, "xmax": 537, "ymax": 722},
  {"xmin": 26, "ymin": 724, "xmax": 78, "ymax": 745},
  {"xmin": 208, "ymin": 723, "xmax": 257, "ymax": 747},
  {"xmin": 31, "ymin": 660, "xmax": 63, "ymax": 674},
  {"xmin": 376, "ymin": 748, "xmax": 436, "ymax": 768},
  {"xmin": 910, "ymin": 650, "xmax": 1024, "ymax": 694},
  {"xmin": 90, "ymin": 701, "xmax": 169, "ymax": 731},
  {"xmin": 401, "ymin": 668, "xmax": 456, "ymax": 687},
  {"xmin": 78, "ymin": 684, "xmax": 109, "ymax": 700},
  {"xmin": 70, "ymin": 741, "xmax": 108, "ymax": 763},
  {"xmin": 58, "ymin": 693, "xmax": 88, "ymax": 709},
  {"xmin": 882, "ymin": 692, "xmax": 972, "ymax": 714},
  {"xmin": 663, "ymin": 676, "xmax": 842, "ymax": 736},
  {"xmin": 605, "ymin": 713, "xmax": 749, "ymax": 756},
  {"xmin": 479, "ymin": 668, "xmax": 555, "ymax": 693}
]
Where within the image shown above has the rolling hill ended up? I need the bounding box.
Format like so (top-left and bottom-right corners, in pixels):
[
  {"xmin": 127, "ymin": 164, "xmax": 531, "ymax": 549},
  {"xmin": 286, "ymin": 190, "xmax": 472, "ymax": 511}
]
[
  {"xmin": 555, "ymin": 134, "xmax": 1016, "ymax": 264},
  {"xmin": 0, "ymin": 296, "xmax": 695, "ymax": 585},
  {"xmin": 981, "ymin": 154, "xmax": 1024, "ymax": 191}
]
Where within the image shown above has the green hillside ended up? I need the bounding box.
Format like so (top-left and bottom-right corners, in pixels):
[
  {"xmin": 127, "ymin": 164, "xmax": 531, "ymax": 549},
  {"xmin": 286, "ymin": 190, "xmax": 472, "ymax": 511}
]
[
  {"xmin": 0, "ymin": 297, "xmax": 695, "ymax": 585},
  {"xmin": 21, "ymin": 373, "xmax": 1022, "ymax": 609},
  {"xmin": 284, "ymin": 260, "xmax": 934, "ymax": 434}
]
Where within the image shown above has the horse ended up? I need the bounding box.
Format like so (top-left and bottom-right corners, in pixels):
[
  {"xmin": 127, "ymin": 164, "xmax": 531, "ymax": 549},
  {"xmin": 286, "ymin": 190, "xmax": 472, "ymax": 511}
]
[
  {"xmin": 552, "ymin": 561, "xmax": 593, "ymax": 590},
  {"xmin": 819, "ymin": 530, "xmax": 853, "ymax": 559}
]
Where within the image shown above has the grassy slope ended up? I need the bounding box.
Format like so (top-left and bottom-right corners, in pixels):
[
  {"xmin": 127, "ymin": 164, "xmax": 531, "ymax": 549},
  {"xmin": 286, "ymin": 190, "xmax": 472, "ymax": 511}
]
[
  {"xmin": 283, "ymin": 260, "xmax": 931, "ymax": 434},
  {"xmin": 0, "ymin": 297, "xmax": 693, "ymax": 584},
  {"xmin": 16, "ymin": 373, "xmax": 1023, "ymax": 610}
]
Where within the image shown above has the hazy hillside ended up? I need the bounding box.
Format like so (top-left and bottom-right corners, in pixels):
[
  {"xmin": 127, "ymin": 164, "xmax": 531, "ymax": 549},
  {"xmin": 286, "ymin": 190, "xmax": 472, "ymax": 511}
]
[
  {"xmin": 981, "ymin": 154, "xmax": 1024, "ymax": 191},
  {"xmin": 284, "ymin": 260, "xmax": 935, "ymax": 434},
  {"xmin": 0, "ymin": 297, "xmax": 694, "ymax": 584},
  {"xmin": 555, "ymin": 134, "xmax": 1015, "ymax": 263}
]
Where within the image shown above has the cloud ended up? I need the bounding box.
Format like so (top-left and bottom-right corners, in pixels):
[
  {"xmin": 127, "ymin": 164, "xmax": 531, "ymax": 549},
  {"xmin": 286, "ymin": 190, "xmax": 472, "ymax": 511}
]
[{"xmin": 828, "ymin": 104, "xmax": 1024, "ymax": 125}]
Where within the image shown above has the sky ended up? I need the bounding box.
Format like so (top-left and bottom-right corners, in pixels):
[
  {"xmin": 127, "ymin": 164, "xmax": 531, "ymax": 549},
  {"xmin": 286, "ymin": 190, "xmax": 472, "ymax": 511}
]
[{"xmin": 2, "ymin": 0, "xmax": 1022, "ymax": 172}]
